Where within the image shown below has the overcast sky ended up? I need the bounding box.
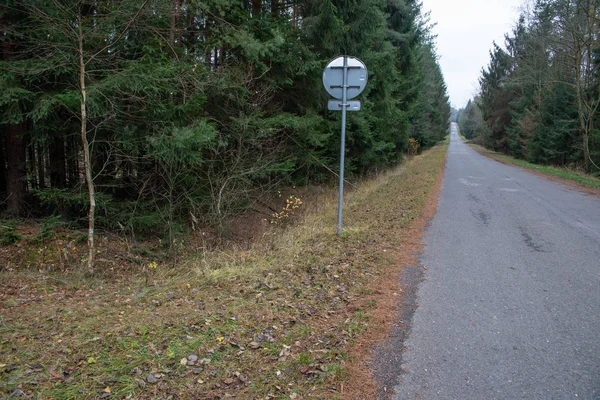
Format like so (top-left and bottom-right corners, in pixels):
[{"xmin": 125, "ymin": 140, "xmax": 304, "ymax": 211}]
[{"xmin": 420, "ymin": 0, "xmax": 524, "ymax": 109}]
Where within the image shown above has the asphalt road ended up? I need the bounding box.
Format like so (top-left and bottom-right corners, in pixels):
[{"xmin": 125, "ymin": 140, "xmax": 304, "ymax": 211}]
[{"xmin": 392, "ymin": 123, "xmax": 600, "ymax": 399}]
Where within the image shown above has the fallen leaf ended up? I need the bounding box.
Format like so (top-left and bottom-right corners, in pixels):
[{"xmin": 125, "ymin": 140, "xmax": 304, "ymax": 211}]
[
  {"xmin": 104, "ymin": 386, "xmax": 111, "ymax": 393},
  {"xmin": 49, "ymin": 369, "xmax": 62, "ymax": 379},
  {"xmin": 135, "ymin": 378, "xmax": 146, "ymax": 388}
]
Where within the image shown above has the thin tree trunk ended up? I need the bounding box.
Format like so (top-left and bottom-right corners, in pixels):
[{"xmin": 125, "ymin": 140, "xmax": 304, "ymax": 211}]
[
  {"xmin": 78, "ymin": 15, "xmax": 96, "ymax": 272},
  {"xmin": 169, "ymin": 0, "xmax": 176, "ymax": 44},
  {"xmin": 572, "ymin": 5, "xmax": 593, "ymax": 173},
  {"xmin": 583, "ymin": 119, "xmax": 591, "ymax": 172},
  {"xmin": 584, "ymin": 0, "xmax": 598, "ymax": 172},
  {"xmin": 205, "ymin": 14, "xmax": 212, "ymax": 66},
  {"xmin": 176, "ymin": 0, "xmax": 182, "ymax": 48},
  {"xmin": 170, "ymin": 0, "xmax": 182, "ymax": 46}
]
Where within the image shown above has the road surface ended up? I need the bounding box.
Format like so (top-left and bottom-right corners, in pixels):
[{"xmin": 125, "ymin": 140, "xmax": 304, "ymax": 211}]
[{"xmin": 392, "ymin": 123, "xmax": 600, "ymax": 399}]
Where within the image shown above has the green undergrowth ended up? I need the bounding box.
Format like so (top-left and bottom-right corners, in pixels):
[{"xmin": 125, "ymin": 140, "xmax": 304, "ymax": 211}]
[
  {"xmin": 469, "ymin": 144, "xmax": 600, "ymax": 190},
  {"xmin": 0, "ymin": 143, "xmax": 448, "ymax": 399}
]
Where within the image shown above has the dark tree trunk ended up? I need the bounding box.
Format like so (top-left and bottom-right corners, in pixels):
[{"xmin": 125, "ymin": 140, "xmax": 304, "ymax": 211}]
[
  {"xmin": 0, "ymin": 16, "xmax": 8, "ymax": 203},
  {"xmin": 1, "ymin": 17, "xmax": 26, "ymax": 213},
  {"xmin": 292, "ymin": 1, "xmax": 299, "ymax": 27},
  {"xmin": 27, "ymin": 143, "xmax": 36, "ymax": 189},
  {"xmin": 36, "ymin": 142, "xmax": 45, "ymax": 188},
  {"xmin": 93, "ymin": 143, "xmax": 110, "ymax": 187},
  {"xmin": 67, "ymin": 135, "xmax": 79, "ymax": 188},
  {"xmin": 0, "ymin": 126, "xmax": 7, "ymax": 197},
  {"xmin": 50, "ymin": 133, "xmax": 67, "ymax": 188},
  {"xmin": 205, "ymin": 14, "xmax": 212, "ymax": 66},
  {"xmin": 187, "ymin": 9, "xmax": 195, "ymax": 53},
  {"xmin": 6, "ymin": 122, "xmax": 27, "ymax": 216},
  {"xmin": 252, "ymin": 0, "xmax": 261, "ymax": 17},
  {"xmin": 0, "ymin": 17, "xmax": 5, "ymax": 199}
]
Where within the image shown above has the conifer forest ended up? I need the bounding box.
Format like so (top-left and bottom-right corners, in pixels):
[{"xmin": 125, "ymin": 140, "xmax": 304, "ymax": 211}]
[
  {"xmin": 0, "ymin": 0, "xmax": 450, "ymax": 258},
  {"xmin": 459, "ymin": 0, "xmax": 600, "ymax": 174}
]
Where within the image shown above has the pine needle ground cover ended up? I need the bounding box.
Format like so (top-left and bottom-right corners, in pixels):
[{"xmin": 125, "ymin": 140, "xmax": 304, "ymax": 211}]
[
  {"xmin": 469, "ymin": 144, "xmax": 600, "ymax": 192},
  {"xmin": 0, "ymin": 143, "xmax": 448, "ymax": 399}
]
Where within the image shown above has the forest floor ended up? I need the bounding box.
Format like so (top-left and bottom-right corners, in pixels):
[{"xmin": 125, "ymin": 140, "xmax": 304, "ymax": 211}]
[
  {"xmin": 468, "ymin": 143, "xmax": 600, "ymax": 196},
  {"xmin": 0, "ymin": 141, "xmax": 448, "ymax": 400}
]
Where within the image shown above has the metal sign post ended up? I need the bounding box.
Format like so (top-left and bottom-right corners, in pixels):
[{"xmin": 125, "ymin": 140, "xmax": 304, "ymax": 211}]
[
  {"xmin": 337, "ymin": 56, "xmax": 349, "ymax": 235},
  {"xmin": 322, "ymin": 56, "xmax": 368, "ymax": 234}
]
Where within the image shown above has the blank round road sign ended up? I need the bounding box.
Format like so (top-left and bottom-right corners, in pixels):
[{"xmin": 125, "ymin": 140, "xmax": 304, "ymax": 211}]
[{"xmin": 322, "ymin": 56, "xmax": 368, "ymax": 100}]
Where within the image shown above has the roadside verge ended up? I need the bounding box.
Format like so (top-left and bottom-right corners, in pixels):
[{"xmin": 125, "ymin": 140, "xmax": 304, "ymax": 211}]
[
  {"xmin": 468, "ymin": 143, "xmax": 600, "ymax": 197},
  {"xmin": 0, "ymin": 142, "xmax": 449, "ymax": 399}
]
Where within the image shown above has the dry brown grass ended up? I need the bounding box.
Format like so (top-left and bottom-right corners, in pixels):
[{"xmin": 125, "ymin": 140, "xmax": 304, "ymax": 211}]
[{"xmin": 0, "ymin": 142, "xmax": 448, "ymax": 399}]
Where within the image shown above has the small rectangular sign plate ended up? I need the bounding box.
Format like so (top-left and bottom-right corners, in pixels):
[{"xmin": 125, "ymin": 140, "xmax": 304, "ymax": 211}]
[{"xmin": 328, "ymin": 100, "xmax": 361, "ymax": 111}]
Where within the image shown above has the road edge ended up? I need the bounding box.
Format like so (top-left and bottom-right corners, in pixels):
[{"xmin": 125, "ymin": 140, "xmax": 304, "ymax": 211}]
[
  {"xmin": 341, "ymin": 143, "xmax": 448, "ymax": 399},
  {"xmin": 468, "ymin": 143, "xmax": 600, "ymax": 198}
]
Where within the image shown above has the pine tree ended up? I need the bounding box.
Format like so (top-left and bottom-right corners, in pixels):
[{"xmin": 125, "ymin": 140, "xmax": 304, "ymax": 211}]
[{"xmin": 0, "ymin": 0, "xmax": 452, "ymax": 261}]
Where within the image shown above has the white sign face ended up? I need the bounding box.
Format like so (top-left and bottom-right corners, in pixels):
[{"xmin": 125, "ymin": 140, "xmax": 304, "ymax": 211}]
[
  {"xmin": 322, "ymin": 56, "xmax": 368, "ymax": 100},
  {"xmin": 328, "ymin": 100, "xmax": 361, "ymax": 111}
]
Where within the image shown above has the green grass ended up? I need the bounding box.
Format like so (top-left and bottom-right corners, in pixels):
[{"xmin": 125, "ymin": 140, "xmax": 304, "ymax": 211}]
[{"xmin": 470, "ymin": 144, "xmax": 600, "ymax": 190}]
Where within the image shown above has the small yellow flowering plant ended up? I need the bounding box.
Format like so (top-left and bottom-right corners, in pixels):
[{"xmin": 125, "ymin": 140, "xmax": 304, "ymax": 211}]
[
  {"xmin": 143, "ymin": 261, "xmax": 159, "ymax": 285},
  {"xmin": 408, "ymin": 137, "xmax": 420, "ymax": 156},
  {"xmin": 270, "ymin": 194, "xmax": 303, "ymax": 224}
]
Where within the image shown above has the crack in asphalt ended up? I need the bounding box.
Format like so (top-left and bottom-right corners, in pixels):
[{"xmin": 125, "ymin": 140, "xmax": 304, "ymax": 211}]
[{"xmin": 518, "ymin": 226, "xmax": 547, "ymax": 253}]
